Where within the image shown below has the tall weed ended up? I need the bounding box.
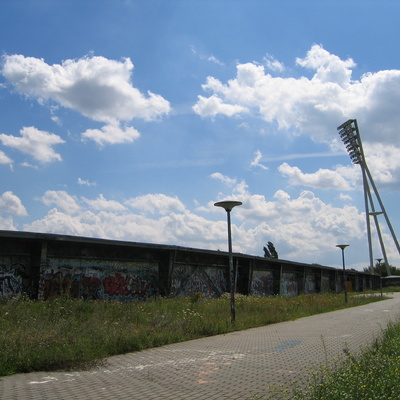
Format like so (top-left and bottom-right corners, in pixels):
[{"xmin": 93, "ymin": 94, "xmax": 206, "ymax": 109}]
[{"xmin": 0, "ymin": 293, "xmax": 384, "ymax": 376}]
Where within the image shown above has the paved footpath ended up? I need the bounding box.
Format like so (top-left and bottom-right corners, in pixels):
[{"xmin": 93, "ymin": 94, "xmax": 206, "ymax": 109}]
[{"xmin": 2, "ymin": 293, "xmax": 400, "ymax": 400}]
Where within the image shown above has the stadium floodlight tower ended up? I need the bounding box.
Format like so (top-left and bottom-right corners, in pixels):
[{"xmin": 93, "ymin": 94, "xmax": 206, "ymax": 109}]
[{"xmin": 337, "ymin": 119, "xmax": 400, "ymax": 275}]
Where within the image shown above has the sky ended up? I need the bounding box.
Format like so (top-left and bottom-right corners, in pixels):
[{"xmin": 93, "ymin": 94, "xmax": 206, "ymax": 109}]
[{"xmin": 1, "ymin": 0, "xmax": 400, "ymax": 271}]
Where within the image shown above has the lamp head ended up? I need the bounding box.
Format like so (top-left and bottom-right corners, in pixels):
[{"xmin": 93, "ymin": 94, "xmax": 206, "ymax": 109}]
[
  {"xmin": 214, "ymin": 200, "xmax": 242, "ymax": 212},
  {"xmin": 336, "ymin": 244, "xmax": 349, "ymax": 250}
]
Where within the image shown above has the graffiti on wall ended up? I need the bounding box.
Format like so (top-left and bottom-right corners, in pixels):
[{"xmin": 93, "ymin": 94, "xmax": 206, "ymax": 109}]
[
  {"xmin": 0, "ymin": 272, "xmax": 22, "ymax": 297},
  {"xmin": 171, "ymin": 265, "xmax": 227, "ymax": 297},
  {"xmin": 280, "ymin": 272, "xmax": 298, "ymax": 297},
  {"xmin": 251, "ymin": 270, "xmax": 273, "ymax": 296},
  {"xmin": 39, "ymin": 258, "xmax": 158, "ymax": 300},
  {"xmin": 321, "ymin": 275, "xmax": 331, "ymax": 293},
  {"xmin": 304, "ymin": 274, "xmax": 316, "ymax": 294},
  {"xmin": 0, "ymin": 256, "xmax": 29, "ymax": 297}
]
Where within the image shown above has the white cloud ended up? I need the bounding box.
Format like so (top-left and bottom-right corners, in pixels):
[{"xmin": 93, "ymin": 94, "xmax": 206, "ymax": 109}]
[
  {"xmin": 193, "ymin": 95, "xmax": 248, "ymax": 118},
  {"xmin": 77, "ymin": 177, "xmax": 96, "ymax": 186},
  {"xmin": 39, "ymin": 190, "xmax": 80, "ymax": 214},
  {"xmin": 280, "ymin": 142, "xmax": 400, "ymax": 193},
  {"xmin": 0, "ymin": 150, "xmax": 13, "ymax": 166},
  {"xmin": 1, "ymin": 54, "xmax": 171, "ymax": 124},
  {"xmin": 0, "ymin": 191, "xmax": 27, "ymax": 216},
  {"xmin": 21, "ymin": 162, "xmax": 39, "ymax": 169},
  {"xmin": 22, "ymin": 179, "xmax": 376, "ymax": 268},
  {"xmin": 295, "ymin": 44, "xmax": 355, "ymax": 88},
  {"xmin": 81, "ymin": 122, "xmax": 140, "ymax": 145},
  {"xmin": 210, "ymin": 172, "xmax": 237, "ymax": 187},
  {"xmin": 125, "ymin": 193, "xmax": 186, "ymax": 215},
  {"xmin": 339, "ymin": 193, "xmax": 353, "ymax": 201},
  {"xmin": 278, "ymin": 162, "xmax": 353, "ymax": 190},
  {"xmin": 264, "ymin": 54, "xmax": 285, "ymax": 72},
  {"xmin": 190, "ymin": 45, "xmax": 224, "ymax": 66},
  {"xmin": 83, "ymin": 194, "xmax": 127, "ymax": 212},
  {"xmin": 362, "ymin": 143, "xmax": 400, "ymax": 186},
  {"xmin": 193, "ymin": 44, "xmax": 400, "ymax": 148},
  {"xmin": 0, "ymin": 126, "xmax": 64, "ymax": 163},
  {"xmin": 0, "ymin": 215, "xmax": 17, "ymax": 230},
  {"xmin": 250, "ymin": 150, "xmax": 268, "ymax": 170},
  {"xmin": 208, "ymin": 56, "xmax": 224, "ymax": 66}
]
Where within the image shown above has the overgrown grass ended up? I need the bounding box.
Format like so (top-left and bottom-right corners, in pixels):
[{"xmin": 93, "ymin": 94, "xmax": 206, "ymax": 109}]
[
  {"xmin": 0, "ymin": 292, "xmax": 385, "ymax": 376},
  {"xmin": 292, "ymin": 318, "xmax": 400, "ymax": 400}
]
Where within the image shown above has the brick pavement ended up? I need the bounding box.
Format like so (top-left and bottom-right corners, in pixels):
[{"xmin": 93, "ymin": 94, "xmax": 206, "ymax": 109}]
[{"xmin": 1, "ymin": 293, "xmax": 400, "ymax": 400}]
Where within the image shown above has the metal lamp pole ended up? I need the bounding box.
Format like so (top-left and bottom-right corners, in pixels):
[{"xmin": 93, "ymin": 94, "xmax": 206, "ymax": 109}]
[
  {"xmin": 214, "ymin": 200, "xmax": 242, "ymax": 324},
  {"xmin": 336, "ymin": 244, "xmax": 349, "ymax": 303},
  {"xmin": 376, "ymin": 258, "xmax": 383, "ymax": 297},
  {"xmin": 337, "ymin": 120, "xmax": 400, "ymax": 272}
]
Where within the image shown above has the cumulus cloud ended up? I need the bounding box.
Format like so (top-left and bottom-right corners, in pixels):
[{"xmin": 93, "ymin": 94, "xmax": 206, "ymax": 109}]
[
  {"xmin": 275, "ymin": 143, "xmax": 400, "ymax": 192},
  {"xmin": 82, "ymin": 194, "xmax": 127, "ymax": 212},
  {"xmin": 0, "ymin": 191, "xmax": 27, "ymax": 216},
  {"xmin": 81, "ymin": 122, "xmax": 140, "ymax": 146},
  {"xmin": 339, "ymin": 193, "xmax": 353, "ymax": 202},
  {"xmin": 218, "ymin": 179, "xmax": 368, "ymax": 263},
  {"xmin": 125, "ymin": 193, "xmax": 186, "ymax": 215},
  {"xmin": 0, "ymin": 126, "xmax": 64, "ymax": 163},
  {"xmin": 193, "ymin": 94, "xmax": 248, "ymax": 118},
  {"xmin": 22, "ymin": 179, "xmax": 377, "ymax": 267},
  {"xmin": 210, "ymin": 172, "xmax": 238, "ymax": 187},
  {"xmin": 362, "ymin": 142, "xmax": 400, "ymax": 186},
  {"xmin": 193, "ymin": 44, "xmax": 400, "ymax": 147},
  {"xmin": 295, "ymin": 45, "xmax": 355, "ymax": 88},
  {"xmin": 0, "ymin": 150, "xmax": 13, "ymax": 166},
  {"xmin": 1, "ymin": 54, "xmax": 171, "ymax": 145},
  {"xmin": 278, "ymin": 162, "xmax": 353, "ymax": 190},
  {"xmin": 0, "ymin": 216, "xmax": 17, "ymax": 230},
  {"xmin": 39, "ymin": 190, "xmax": 80, "ymax": 214},
  {"xmin": 2, "ymin": 54, "xmax": 171, "ymax": 122}
]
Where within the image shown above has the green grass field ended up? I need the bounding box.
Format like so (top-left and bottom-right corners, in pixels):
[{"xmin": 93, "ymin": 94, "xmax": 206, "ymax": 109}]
[
  {"xmin": 0, "ymin": 291, "xmax": 386, "ymax": 377},
  {"xmin": 292, "ymin": 317, "xmax": 400, "ymax": 400}
]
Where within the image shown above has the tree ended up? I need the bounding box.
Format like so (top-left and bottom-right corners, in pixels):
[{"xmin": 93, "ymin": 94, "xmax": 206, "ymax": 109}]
[
  {"xmin": 363, "ymin": 262, "xmax": 400, "ymax": 277},
  {"xmin": 263, "ymin": 241, "xmax": 278, "ymax": 259}
]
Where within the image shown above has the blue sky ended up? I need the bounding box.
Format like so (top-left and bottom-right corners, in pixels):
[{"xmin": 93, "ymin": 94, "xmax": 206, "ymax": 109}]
[{"xmin": 1, "ymin": 0, "xmax": 400, "ymax": 271}]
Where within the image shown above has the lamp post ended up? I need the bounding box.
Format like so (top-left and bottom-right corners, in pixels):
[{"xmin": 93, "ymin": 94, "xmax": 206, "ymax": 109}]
[
  {"xmin": 214, "ymin": 200, "xmax": 242, "ymax": 324},
  {"xmin": 336, "ymin": 244, "xmax": 349, "ymax": 303},
  {"xmin": 376, "ymin": 258, "xmax": 383, "ymax": 297}
]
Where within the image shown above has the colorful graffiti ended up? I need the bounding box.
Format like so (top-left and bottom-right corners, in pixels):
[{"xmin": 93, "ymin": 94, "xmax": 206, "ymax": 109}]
[
  {"xmin": 39, "ymin": 258, "xmax": 158, "ymax": 300},
  {"xmin": 103, "ymin": 272, "xmax": 154, "ymax": 298},
  {"xmin": 304, "ymin": 274, "xmax": 316, "ymax": 294},
  {"xmin": 171, "ymin": 265, "xmax": 227, "ymax": 297},
  {"xmin": 0, "ymin": 272, "xmax": 22, "ymax": 297},
  {"xmin": 0, "ymin": 256, "xmax": 29, "ymax": 297},
  {"xmin": 251, "ymin": 270, "xmax": 273, "ymax": 296},
  {"xmin": 280, "ymin": 272, "xmax": 298, "ymax": 297},
  {"xmin": 321, "ymin": 275, "xmax": 331, "ymax": 293}
]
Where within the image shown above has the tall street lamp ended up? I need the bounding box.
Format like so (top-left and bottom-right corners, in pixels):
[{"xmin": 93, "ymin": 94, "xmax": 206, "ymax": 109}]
[
  {"xmin": 370, "ymin": 211, "xmax": 391, "ymax": 276},
  {"xmin": 336, "ymin": 244, "xmax": 349, "ymax": 303},
  {"xmin": 214, "ymin": 200, "xmax": 242, "ymax": 324},
  {"xmin": 337, "ymin": 120, "xmax": 400, "ymax": 271},
  {"xmin": 376, "ymin": 258, "xmax": 383, "ymax": 297}
]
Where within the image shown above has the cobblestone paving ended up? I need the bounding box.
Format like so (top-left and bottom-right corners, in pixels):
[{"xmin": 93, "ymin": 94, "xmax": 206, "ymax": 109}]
[{"xmin": 1, "ymin": 293, "xmax": 400, "ymax": 400}]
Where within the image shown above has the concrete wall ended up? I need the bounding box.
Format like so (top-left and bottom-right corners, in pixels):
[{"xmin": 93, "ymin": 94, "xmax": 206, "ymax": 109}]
[
  {"xmin": 40, "ymin": 258, "xmax": 158, "ymax": 300},
  {"xmin": 0, "ymin": 231, "xmax": 380, "ymax": 299}
]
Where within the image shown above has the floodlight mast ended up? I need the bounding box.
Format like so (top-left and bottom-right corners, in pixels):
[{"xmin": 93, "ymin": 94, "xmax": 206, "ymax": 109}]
[{"xmin": 337, "ymin": 119, "xmax": 400, "ymax": 275}]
